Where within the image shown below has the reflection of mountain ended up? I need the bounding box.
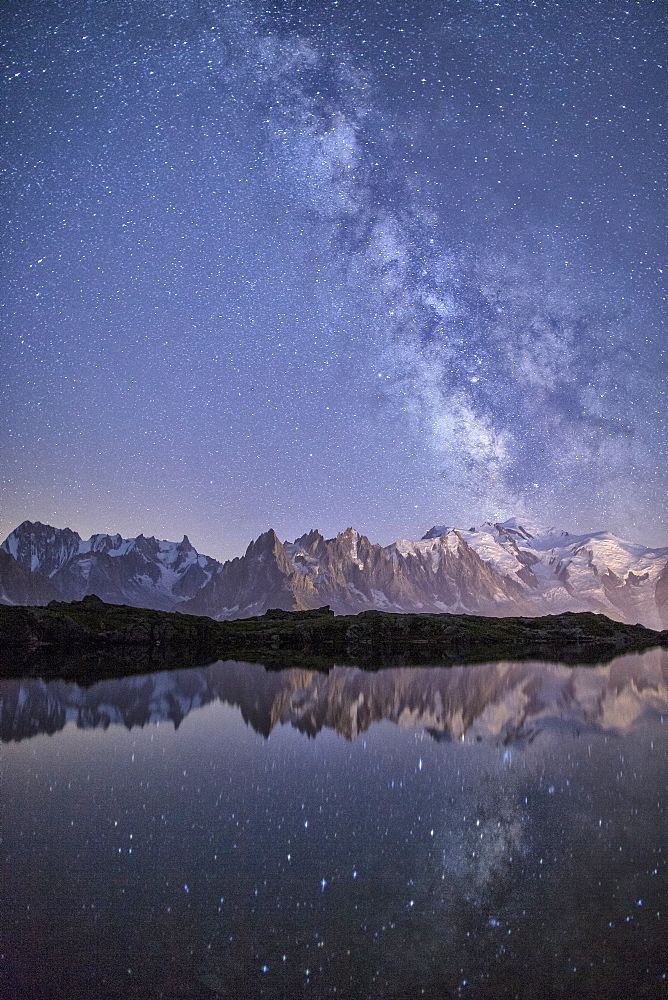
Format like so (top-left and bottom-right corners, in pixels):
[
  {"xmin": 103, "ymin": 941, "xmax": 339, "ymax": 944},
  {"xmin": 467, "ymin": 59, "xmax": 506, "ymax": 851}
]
[{"xmin": 2, "ymin": 650, "xmax": 667, "ymax": 745}]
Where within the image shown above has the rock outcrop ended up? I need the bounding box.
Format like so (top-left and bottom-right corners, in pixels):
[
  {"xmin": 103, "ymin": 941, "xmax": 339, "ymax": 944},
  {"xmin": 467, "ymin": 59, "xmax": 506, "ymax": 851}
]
[{"xmin": 1, "ymin": 598, "xmax": 666, "ymax": 682}]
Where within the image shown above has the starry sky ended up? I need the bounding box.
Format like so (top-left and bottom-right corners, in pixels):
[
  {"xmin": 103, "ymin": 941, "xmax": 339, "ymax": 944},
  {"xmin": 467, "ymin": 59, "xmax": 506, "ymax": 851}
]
[{"xmin": 2, "ymin": 0, "xmax": 666, "ymax": 560}]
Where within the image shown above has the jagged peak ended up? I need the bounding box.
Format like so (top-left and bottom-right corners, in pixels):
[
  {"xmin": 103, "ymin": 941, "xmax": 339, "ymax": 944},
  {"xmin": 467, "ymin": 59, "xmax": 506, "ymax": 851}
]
[
  {"xmin": 293, "ymin": 528, "xmax": 324, "ymax": 546},
  {"xmin": 89, "ymin": 532, "xmax": 123, "ymax": 549},
  {"xmin": 4, "ymin": 516, "xmax": 667, "ymax": 627},
  {"xmin": 336, "ymin": 526, "xmax": 364, "ymax": 546},
  {"xmin": 246, "ymin": 528, "xmax": 283, "ymax": 555}
]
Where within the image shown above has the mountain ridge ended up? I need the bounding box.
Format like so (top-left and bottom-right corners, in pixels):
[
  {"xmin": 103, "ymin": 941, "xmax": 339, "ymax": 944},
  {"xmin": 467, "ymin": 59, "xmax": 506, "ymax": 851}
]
[
  {"xmin": 1, "ymin": 519, "xmax": 221, "ymax": 611},
  {"xmin": 2, "ymin": 517, "xmax": 668, "ymax": 628}
]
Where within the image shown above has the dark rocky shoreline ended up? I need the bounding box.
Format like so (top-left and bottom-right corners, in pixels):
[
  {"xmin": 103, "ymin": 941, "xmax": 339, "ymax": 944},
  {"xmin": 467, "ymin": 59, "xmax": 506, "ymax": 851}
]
[{"xmin": 1, "ymin": 595, "xmax": 667, "ymax": 682}]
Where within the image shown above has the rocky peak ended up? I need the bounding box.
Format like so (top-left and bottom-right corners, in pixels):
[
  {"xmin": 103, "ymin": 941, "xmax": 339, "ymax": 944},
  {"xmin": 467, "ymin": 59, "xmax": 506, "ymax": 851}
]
[
  {"xmin": 80, "ymin": 593, "xmax": 105, "ymax": 606},
  {"xmin": 247, "ymin": 528, "xmax": 283, "ymax": 557},
  {"xmin": 292, "ymin": 529, "xmax": 325, "ymax": 551},
  {"xmin": 333, "ymin": 527, "xmax": 364, "ymax": 563},
  {"xmin": 2, "ymin": 520, "xmax": 82, "ymax": 577},
  {"xmin": 89, "ymin": 533, "xmax": 123, "ymax": 553}
]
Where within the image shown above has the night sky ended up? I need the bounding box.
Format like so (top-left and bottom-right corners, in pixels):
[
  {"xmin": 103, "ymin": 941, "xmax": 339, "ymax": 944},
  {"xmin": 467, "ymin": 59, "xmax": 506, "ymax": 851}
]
[{"xmin": 2, "ymin": 0, "xmax": 666, "ymax": 560}]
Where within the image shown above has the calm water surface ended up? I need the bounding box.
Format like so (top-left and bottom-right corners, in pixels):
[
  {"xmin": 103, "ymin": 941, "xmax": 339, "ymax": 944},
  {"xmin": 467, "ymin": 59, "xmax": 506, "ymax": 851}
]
[{"xmin": 1, "ymin": 652, "xmax": 666, "ymax": 999}]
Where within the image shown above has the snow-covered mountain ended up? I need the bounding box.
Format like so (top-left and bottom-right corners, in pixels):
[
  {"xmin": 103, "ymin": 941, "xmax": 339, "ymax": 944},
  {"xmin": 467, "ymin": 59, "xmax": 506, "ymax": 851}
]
[
  {"xmin": 2, "ymin": 516, "xmax": 667, "ymax": 627},
  {"xmin": 1, "ymin": 521, "xmax": 221, "ymax": 611},
  {"xmin": 415, "ymin": 518, "xmax": 668, "ymax": 629},
  {"xmin": 184, "ymin": 519, "xmax": 668, "ymax": 628}
]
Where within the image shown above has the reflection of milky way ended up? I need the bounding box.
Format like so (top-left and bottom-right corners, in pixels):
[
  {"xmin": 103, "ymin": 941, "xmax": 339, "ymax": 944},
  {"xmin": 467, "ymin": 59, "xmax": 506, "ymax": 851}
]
[
  {"xmin": 2, "ymin": 2, "xmax": 666, "ymax": 552},
  {"xmin": 445, "ymin": 800, "xmax": 525, "ymax": 906}
]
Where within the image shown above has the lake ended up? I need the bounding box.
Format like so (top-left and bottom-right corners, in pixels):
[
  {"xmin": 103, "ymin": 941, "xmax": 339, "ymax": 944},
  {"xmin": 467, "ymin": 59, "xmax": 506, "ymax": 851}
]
[{"xmin": 1, "ymin": 651, "xmax": 666, "ymax": 998}]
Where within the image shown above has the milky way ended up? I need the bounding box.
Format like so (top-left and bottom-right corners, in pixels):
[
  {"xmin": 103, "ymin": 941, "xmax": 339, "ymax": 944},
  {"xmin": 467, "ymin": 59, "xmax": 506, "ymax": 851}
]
[{"xmin": 2, "ymin": 1, "xmax": 666, "ymax": 558}]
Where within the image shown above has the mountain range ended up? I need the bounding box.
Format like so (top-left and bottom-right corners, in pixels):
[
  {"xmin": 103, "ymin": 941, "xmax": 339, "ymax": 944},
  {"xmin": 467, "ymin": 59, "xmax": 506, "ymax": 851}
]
[{"xmin": 2, "ymin": 517, "xmax": 667, "ymax": 628}]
